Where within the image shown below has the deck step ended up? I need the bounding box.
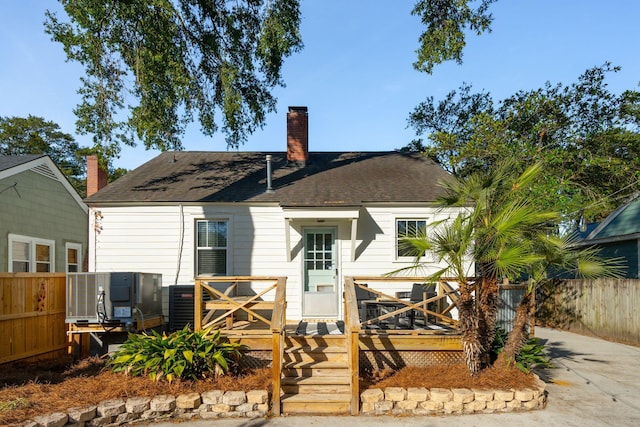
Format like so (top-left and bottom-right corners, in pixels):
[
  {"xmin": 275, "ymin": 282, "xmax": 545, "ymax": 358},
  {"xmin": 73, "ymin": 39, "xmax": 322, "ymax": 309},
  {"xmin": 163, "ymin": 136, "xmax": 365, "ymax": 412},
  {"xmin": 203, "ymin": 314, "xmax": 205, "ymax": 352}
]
[
  {"xmin": 283, "ymin": 351, "xmax": 347, "ymax": 364},
  {"xmin": 282, "ymin": 360, "xmax": 348, "ymax": 369},
  {"xmin": 281, "ymin": 375, "xmax": 350, "ymax": 385},
  {"xmin": 278, "ymin": 332, "xmax": 352, "ymax": 415},
  {"xmin": 282, "ymin": 367, "xmax": 350, "ymax": 378},
  {"xmin": 284, "ymin": 336, "xmax": 346, "ymax": 346},
  {"xmin": 281, "ymin": 383, "xmax": 351, "ymax": 394},
  {"xmin": 284, "ymin": 345, "xmax": 345, "ymax": 353},
  {"xmin": 281, "ymin": 393, "xmax": 351, "ymax": 415}
]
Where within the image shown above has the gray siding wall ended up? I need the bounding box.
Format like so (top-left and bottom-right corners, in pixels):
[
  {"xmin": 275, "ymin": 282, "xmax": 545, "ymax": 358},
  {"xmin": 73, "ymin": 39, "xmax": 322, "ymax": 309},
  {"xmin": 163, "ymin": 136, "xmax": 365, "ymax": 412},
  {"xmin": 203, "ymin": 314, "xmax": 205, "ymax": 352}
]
[{"xmin": 0, "ymin": 170, "xmax": 87, "ymax": 272}]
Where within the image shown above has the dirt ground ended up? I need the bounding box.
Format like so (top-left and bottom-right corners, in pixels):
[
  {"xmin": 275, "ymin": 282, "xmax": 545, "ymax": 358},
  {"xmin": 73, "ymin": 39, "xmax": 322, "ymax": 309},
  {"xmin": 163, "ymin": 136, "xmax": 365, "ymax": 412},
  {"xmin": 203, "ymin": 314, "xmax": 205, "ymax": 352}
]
[{"xmin": 0, "ymin": 356, "xmax": 537, "ymax": 426}]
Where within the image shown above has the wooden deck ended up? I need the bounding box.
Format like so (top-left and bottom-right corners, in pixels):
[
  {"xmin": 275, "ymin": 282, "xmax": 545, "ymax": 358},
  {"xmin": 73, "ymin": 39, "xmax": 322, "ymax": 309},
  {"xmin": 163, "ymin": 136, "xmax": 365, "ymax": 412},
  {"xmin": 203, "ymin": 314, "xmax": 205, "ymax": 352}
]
[{"xmin": 194, "ymin": 276, "xmax": 464, "ymax": 415}]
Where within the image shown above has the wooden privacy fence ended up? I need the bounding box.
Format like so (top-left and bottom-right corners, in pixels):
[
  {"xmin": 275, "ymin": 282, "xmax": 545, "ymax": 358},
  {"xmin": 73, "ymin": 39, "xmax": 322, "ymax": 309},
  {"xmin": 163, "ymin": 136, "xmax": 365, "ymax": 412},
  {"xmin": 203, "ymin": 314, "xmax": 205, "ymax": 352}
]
[
  {"xmin": 0, "ymin": 273, "xmax": 68, "ymax": 364},
  {"xmin": 539, "ymin": 278, "xmax": 640, "ymax": 346}
]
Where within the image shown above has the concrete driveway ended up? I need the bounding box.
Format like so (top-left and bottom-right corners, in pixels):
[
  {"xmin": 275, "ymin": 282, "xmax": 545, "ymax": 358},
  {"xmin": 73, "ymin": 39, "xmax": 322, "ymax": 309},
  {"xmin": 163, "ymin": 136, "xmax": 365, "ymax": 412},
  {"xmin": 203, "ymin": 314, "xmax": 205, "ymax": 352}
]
[{"xmin": 149, "ymin": 327, "xmax": 640, "ymax": 426}]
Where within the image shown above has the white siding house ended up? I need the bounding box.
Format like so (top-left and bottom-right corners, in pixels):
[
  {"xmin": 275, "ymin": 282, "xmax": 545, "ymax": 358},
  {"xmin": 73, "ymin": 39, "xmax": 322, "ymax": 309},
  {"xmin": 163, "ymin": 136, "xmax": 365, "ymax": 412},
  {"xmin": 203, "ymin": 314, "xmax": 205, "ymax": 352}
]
[
  {"xmin": 85, "ymin": 107, "xmax": 472, "ymax": 321},
  {"xmin": 88, "ymin": 203, "xmax": 465, "ymax": 320}
]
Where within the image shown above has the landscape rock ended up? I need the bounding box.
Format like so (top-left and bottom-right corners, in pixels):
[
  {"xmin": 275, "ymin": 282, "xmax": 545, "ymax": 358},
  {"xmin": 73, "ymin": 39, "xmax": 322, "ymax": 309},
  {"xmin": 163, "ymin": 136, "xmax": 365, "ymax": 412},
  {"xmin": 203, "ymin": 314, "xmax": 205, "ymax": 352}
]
[
  {"xmin": 66, "ymin": 405, "xmax": 96, "ymax": 423},
  {"xmin": 32, "ymin": 412, "xmax": 67, "ymax": 427},
  {"xmin": 463, "ymin": 399, "xmax": 486, "ymax": 412},
  {"xmin": 451, "ymin": 388, "xmax": 474, "ymax": 403},
  {"xmin": 515, "ymin": 389, "xmax": 534, "ymax": 401},
  {"xmin": 201, "ymin": 390, "xmax": 224, "ymax": 404},
  {"xmin": 419, "ymin": 400, "xmax": 444, "ymax": 411},
  {"xmin": 222, "ymin": 391, "xmax": 246, "ymax": 406},
  {"xmin": 126, "ymin": 397, "xmax": 150, "ymax": 414},
  {"xmin": 444, "ymin": 400, "xmax": 464, "ymax": 413},
  {"xmin": 246, "ymin": 390, "xmax": 268, "ymax": 404},
  {"xmin": 395, "ymin": 400, "xmax": 417, "ymax": 410},
  {"xmin": 486, "ymin": 400, "xmax": 506, "ymax": 410},
  {"xmin": 429, "ymin": 388, "xmax": 453, "ymax": 402},
  {"xmin": 494, "ymin": 390, "xmax": 515, "ymax": 401},
  {"xmin": 96, "ymin": 399, "xmax": 125, "ymax": 417},
  {"xmin": 384, "ymin": 387, "xmax": 406, "ymax": 402},
  {"xmin": 150, "ymin": 395, "xmax": 176, "ymax": 412},
  {"xmin": 406, "ymin": 387, "xmax": 428, "ymax": 402},
  {"xmin": 176, "ymin": 392, "xmax": 201, "ymax": 409},
  {"xmin": 472, "ymin": 389, "xmax": 494, "ymax": 402},
  {"xmin": 360, "ymin": 388, "xmax": 384, "ymax": 403}
]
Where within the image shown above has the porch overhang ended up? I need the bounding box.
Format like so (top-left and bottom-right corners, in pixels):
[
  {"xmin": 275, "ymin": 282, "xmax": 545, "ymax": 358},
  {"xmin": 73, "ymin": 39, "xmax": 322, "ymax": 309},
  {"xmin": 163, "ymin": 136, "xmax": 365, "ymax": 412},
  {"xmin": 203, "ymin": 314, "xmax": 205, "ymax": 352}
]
[{"xmin": 283, "ymin": 207, "xmax": 360, "ymax": 262}]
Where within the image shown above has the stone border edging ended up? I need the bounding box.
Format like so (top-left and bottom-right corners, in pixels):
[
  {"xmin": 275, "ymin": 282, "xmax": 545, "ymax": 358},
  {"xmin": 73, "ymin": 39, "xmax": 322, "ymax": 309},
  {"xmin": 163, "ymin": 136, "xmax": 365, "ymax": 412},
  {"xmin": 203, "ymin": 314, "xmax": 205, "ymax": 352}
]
[
  {"xmin": 360, "ymin": 375, "xmax": 547, "ymax": 415},
  {"xmin": 23, "ymin": 390, "xmax": 270, "ymax": 427},
  {"xmin": 21, "ymin": 376, "xmax": 547, "ymax": 425}
]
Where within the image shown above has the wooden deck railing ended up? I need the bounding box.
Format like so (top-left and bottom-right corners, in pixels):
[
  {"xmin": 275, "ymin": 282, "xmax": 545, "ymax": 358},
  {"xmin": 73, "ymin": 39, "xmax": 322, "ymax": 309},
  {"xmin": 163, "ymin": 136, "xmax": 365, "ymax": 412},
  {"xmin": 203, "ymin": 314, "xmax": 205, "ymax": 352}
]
[
  {"xmin": 193, "ymin": 276, "xmax": 287, "ymax": 414},
  {"xmin": 270, "ymin": 277, "xmax": 287, "ymax": 415},
  {"xmin": 343, "ymin": 276, "xmax": 360, "ymax": 415},
  {"xmin": 194, "ymin": 276, "xmax": 285, "ymax": 331},
  {"xmin": 345, "ymin": 276, "xmax": 468, "ymax": 330}
]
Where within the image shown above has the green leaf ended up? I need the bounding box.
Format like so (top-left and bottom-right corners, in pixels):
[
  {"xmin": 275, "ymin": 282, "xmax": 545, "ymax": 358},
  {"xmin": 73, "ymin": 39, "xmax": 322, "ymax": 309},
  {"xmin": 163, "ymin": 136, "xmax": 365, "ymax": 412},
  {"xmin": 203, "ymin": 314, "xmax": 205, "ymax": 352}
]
[{"xmin": 44, "ymin": 0, "xmax": 303, "ymax": 163}]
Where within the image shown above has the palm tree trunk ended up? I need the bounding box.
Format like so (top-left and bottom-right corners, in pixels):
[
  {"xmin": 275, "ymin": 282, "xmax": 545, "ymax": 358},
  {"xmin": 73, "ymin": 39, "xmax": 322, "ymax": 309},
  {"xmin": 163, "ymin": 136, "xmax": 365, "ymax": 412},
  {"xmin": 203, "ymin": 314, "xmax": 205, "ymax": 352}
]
[
  {"xmin": 458, "ymin": 282, "xmax": 483, "ymax": 375},
  {"xmin": 477, "ymin": 276, "xmax": 499, "ymax": 368},
  {"xmin": 499, "ymin": 291, "xmax": 532, "ymax": 365}
]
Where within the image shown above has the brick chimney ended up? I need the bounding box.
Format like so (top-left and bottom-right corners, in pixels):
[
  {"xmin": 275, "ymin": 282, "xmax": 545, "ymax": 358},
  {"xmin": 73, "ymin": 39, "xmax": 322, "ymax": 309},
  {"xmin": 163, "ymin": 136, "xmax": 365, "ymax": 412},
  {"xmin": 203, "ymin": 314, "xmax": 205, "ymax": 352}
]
[
  {"xmin": 86, "ymin": 155, "xmax": 108, "ymax": 197},
  {"xmin": 287, "ymin": 106, "xmax": 308, "ymax": 165}
]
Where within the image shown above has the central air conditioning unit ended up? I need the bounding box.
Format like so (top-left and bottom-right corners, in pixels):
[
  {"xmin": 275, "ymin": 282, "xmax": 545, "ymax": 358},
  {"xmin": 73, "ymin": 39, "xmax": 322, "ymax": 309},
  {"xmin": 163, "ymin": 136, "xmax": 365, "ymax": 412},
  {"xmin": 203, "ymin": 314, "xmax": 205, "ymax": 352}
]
[
  {"xmin": 168, "ymin": 285, "xmax": 212, "ymax": 331},
  {"xmin": 66, "ymin": 272, "xmax": 163, "ymax": 328}
]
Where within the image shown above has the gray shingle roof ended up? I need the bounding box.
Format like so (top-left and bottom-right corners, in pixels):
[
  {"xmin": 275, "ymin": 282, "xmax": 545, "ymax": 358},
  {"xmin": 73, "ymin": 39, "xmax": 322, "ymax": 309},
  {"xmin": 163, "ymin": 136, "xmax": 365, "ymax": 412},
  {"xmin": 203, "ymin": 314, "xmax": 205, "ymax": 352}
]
[
  {"xmin": 85, "ymin": 151, "xmax": 451, "ymax": 206},
  {"xmin": 0, "ymin": 154, "xmax": 47, "ymax": 172}
]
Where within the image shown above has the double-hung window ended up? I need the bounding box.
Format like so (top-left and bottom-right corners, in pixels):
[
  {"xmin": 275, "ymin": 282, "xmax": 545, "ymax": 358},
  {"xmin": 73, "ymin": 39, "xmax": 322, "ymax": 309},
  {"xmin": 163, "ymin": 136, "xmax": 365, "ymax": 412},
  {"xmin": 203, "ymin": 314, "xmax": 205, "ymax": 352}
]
[
  {"xmin": 8, "ymin": 234, "xmax": 55, "ymax": 272},
  {"xmin": 396, "ymin": 219, "xmax": 427, "ymax": 259},
  {"xmin": 66, "ymin": 243, "xmax": 83, "ymax": 272},
  {"xmin": 196, "ymin": 220, "xmax": 228, "ymax": 276}
]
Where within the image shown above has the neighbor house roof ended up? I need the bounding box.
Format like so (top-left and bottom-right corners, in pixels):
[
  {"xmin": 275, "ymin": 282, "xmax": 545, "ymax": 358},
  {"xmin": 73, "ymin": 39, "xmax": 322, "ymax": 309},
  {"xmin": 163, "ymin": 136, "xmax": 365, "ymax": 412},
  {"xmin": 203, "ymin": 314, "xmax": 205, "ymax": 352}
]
[
  {"xmin": 85, "ymin": 151, "xmax": 451, "ymax": 206},
  {"xmin": 0, "ymin": 154, "xmax": 47, "ymax": 172},
  {"xmin": 0, "ymin": 154, "xmax": 87, "ymax": 212},
  {"xmin": 576, "ymin": 193, "xmax": 640, "ymax": 245}
]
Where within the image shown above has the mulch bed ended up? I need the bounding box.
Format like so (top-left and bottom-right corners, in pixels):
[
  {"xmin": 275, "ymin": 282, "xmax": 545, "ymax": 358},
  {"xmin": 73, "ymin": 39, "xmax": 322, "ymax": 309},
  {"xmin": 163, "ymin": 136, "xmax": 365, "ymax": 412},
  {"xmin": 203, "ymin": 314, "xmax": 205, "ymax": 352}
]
[{"xmin": 0, "ymin": 357, "xmax": 537, "ymax": 426}]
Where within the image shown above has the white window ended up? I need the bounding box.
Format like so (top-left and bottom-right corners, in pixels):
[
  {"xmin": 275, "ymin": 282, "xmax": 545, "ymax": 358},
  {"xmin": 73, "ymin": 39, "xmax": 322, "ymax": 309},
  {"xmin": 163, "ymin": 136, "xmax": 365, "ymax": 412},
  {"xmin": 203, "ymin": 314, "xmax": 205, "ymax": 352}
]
[
  {"xmin": 8, "ymin": 234, "xmax": 55, "ymax": 272},
  {"xmin": 396, "ymin": 219, "xmax": 427, "ymax": 259},
  {"xmin": 196, "ymin": 220, "xmax": 228, "ymax": 276},
  {"xmin": 66, "ymin": 243, "xmax": 83, "ymax": 273}
]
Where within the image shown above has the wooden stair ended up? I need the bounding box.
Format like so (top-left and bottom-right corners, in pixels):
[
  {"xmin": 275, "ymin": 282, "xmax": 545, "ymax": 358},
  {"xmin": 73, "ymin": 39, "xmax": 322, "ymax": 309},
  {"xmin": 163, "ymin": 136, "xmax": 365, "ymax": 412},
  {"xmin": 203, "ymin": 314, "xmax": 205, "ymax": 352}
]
[{"xmin": 280, "ymin": 334, "xmax": 352, "ymax": 415}]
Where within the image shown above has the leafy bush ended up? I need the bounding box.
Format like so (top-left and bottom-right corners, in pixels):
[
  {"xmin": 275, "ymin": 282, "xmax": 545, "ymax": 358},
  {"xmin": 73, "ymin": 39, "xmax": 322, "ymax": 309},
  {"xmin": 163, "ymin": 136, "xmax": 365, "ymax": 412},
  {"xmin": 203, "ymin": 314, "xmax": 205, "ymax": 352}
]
[
  {"xmin": 107, "ymin": 326, "xmax": 247, "ymax": 382},
  {"xmin": 491, "ymin": 327, "xmax": 553, "ymax": 373}
]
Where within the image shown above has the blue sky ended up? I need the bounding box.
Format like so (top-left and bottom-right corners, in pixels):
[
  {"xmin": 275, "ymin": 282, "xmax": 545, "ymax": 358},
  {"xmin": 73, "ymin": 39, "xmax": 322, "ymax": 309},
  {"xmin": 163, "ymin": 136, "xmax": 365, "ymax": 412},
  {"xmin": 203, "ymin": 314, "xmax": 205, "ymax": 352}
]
[{"xmin": 1, "ymin": 1, "xmax": 639, "ymax": 170}]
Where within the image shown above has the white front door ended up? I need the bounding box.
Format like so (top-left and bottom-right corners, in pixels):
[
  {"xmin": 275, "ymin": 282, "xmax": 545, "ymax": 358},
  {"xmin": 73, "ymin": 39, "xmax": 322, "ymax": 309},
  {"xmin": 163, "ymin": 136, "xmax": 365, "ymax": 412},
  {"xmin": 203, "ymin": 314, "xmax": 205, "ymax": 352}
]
[{"xmin": 302, "ymin": 228, "xmax": 339, "ymax": 318}]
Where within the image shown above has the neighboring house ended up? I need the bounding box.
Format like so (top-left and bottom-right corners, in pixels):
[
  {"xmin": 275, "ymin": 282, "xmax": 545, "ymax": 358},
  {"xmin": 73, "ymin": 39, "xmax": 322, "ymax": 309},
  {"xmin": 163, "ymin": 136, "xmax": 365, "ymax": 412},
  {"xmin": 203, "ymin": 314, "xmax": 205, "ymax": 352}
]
[
  {"xmin": 84, "ymin": 107, "xmax": 471, "ymax": 321},
  {"xmin": 0, "ymin": 155, "xmax": 88, "ymax": 273},
  {"xmin": 575, "ymin": 193, "xmax": 640, "ymax": 278}
]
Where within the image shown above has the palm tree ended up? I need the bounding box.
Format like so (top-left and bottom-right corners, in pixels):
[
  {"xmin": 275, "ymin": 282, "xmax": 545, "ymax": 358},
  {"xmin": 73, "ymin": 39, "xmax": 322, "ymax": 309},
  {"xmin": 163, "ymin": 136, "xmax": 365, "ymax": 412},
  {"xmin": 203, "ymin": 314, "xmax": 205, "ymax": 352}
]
[
  {"xmin": 401, "ymin": 160, "xmax": 558, "ymax": 374},
  {"xmin": 499, "ymin": 233, "xmax": 623, "ymax": 365},
  {"xmin": 401, "ymin": 158, "xmax": 622, "ymax": 374},
  {"xmin": 400, "ymin": 213, "xmax": 481, "ymax": 372}
]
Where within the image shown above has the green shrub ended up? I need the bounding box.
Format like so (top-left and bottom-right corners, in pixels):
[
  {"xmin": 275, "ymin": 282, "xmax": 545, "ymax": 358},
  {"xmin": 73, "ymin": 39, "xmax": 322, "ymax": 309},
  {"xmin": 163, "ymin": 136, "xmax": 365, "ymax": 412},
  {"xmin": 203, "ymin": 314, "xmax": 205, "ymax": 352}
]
[
  {"xmin": 491, "ymin": 327, "xmax": 553, "ymax": 373},
  {"xmin": 107, "ymin": 325, "xmax": 247, "ymax": 382}
]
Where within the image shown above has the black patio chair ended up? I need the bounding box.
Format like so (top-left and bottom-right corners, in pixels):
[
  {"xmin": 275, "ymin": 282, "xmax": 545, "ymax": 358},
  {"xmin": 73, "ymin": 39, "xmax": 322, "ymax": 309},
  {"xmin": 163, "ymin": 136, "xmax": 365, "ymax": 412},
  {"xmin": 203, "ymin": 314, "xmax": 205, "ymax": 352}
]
[
  {"xmin": 354, "ymin": 283, "xmax": 378, "ymax": 324},
  {"xmin": 408, "ymin": 283, "xmax": 437, "ymax": 326}
]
